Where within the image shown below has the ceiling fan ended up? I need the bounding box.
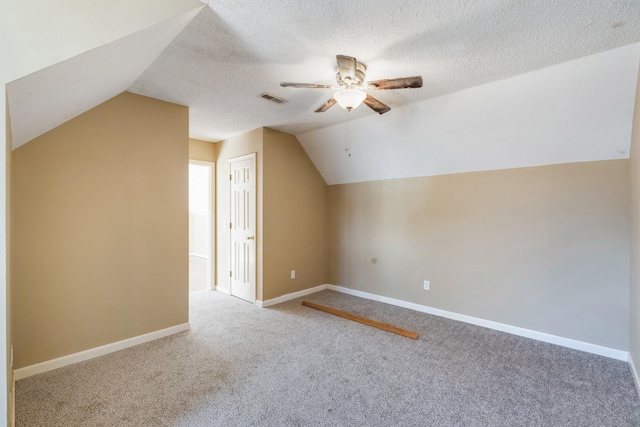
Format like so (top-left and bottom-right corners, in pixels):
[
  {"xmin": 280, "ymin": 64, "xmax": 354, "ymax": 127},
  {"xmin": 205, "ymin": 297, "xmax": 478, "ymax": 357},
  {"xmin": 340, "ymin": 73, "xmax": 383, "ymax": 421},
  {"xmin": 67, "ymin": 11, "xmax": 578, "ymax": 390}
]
[{"xmin": 280, "ymin": 54, "xmax": 423, "ymax": 115}]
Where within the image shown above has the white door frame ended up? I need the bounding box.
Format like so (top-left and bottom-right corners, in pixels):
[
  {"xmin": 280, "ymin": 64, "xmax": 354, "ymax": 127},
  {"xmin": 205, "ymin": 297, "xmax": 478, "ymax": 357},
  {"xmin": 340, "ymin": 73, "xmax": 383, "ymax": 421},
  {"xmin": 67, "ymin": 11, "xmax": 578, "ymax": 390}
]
[
  {"xmin": 189, "ymin": 160, "xmax": 215, "ymax": 291},
  {"xmin": 229, "ymin": 153, "xmax": 256, "ymax": 303}
]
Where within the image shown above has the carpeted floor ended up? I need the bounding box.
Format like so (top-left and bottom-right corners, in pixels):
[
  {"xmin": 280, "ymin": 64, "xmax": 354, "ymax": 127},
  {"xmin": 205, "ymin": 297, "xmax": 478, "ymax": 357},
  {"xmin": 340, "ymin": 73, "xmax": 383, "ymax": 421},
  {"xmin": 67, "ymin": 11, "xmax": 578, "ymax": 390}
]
[{"xmin": 15, "ymin": 290, "xmax": 640, "ymax": 426}]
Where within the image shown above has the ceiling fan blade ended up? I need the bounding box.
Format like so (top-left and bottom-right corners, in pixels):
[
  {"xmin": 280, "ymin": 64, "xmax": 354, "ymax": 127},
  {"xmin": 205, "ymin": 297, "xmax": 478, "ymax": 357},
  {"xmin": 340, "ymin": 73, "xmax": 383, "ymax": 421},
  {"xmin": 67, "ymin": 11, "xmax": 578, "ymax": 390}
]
[
  {"xmin": 363, "ymin": 94, "xmax": 391, "ymax": 115},
  {"xmin": 314, "ymin": 97, "xmax": 337, "ymax": 113},
  {"xmin": 365, "ymin": 76, "xmax": 423, "ymax": 90},
  {"xmin": 336, "ymin": 55, "xmax": 357, "ymax": 81},
  {"xmin": 281, "ymin": 82, "xmax": 335, "ymax": 89}
]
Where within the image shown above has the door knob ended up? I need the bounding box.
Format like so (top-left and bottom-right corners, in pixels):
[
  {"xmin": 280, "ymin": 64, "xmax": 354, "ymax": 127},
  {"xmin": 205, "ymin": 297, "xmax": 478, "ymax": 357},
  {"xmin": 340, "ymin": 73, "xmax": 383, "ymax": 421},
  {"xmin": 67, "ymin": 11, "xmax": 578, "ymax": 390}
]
[{"xmin": 247, "ymin": 236, "xmax": 255, "ymax": 240}]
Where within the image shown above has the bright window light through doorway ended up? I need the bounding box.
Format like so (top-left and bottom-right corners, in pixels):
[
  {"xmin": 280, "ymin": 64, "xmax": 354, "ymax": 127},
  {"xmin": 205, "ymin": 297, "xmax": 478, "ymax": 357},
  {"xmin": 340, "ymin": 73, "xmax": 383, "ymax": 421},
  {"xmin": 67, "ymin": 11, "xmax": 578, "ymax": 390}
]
[{"xmin": 189, "ymin": 163, "xmax": 212, "ymax": 293}]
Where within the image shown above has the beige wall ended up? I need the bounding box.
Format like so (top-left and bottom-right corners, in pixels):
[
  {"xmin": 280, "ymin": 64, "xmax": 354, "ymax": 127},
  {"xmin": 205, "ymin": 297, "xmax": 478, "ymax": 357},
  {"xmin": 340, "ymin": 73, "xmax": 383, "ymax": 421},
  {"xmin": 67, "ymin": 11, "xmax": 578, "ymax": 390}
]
[
  {"xmin": 262, "ymin": 129, "xmax": 328, "ymax": 300},
  {"xmin": 11, "ymin": 92, "xmax": 189, "ymax": 369},
  {"xmin": 215, "ymin": 128, "xmax": 263, "ymax": 297},
  {"xmin": 189, "ymin": 138, "xmax": 217, "ymax": 163},
  {"xmin": 214, "ymin": 128, "xmax": 329, "ymax": 302},
  {"xmin": 329, "ymin": 160, "xmax": 630, "ymax": 350},
  {"xmin": 631, "ymin": 67, "xmax": 640, "ymax": 368}
]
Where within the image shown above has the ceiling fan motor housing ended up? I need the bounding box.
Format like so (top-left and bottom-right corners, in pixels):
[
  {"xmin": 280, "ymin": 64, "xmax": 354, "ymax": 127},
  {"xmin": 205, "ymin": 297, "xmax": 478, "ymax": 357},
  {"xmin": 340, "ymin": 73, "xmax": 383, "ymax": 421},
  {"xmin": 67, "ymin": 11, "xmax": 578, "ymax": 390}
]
[{"xmin": 337, "ymin": 62, "xmax": 367, "ymax": 87}]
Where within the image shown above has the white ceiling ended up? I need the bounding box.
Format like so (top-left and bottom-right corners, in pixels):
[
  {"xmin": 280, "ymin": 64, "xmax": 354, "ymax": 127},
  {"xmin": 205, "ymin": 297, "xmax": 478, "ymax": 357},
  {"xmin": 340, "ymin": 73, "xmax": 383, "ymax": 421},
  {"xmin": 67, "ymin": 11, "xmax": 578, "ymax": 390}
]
[
  {"xmin": 0, "ymin": 0, "xmax": 203, "ymax": 83},
  {"xmin": 7, "ymin": 7, "xmax": 201, "ymax": 149},
  {"xmin": 5, "ymin": 0, "xmax": 640, "ymax": 184},
  {"xmin": 129, "ymin": 0, "xmax": 640, "ymax": 142},
  {"xmin": 298, "ymin": 44, "xmax": 640, "ymax": 185}
]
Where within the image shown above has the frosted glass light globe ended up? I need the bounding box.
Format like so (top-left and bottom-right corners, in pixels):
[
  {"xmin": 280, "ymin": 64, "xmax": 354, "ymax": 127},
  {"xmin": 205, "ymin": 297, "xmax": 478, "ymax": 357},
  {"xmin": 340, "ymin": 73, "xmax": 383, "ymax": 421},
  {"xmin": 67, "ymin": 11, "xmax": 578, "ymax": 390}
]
[{"xmin": 334, "ymin": 89, "xmax": 366, "ymax": 111}]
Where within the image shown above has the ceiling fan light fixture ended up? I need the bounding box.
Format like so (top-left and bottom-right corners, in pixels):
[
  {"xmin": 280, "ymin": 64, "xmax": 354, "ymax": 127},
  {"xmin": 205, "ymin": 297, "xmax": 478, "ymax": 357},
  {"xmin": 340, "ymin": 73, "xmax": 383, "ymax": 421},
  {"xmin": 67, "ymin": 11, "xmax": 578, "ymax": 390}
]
[{"xmin": 334, "ymin": 88, "xmax": 366, "ymax": 111}]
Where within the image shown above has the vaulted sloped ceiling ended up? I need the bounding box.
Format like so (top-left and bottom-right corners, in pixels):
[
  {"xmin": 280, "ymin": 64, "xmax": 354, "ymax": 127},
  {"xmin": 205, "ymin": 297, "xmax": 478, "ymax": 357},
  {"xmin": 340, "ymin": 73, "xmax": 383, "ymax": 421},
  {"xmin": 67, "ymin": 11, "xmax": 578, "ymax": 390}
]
[
  {"xmin": 0, "ymin": 0, "xmax": 204, "ymax": 84},
  {"xmin": 126, "ymin": 0, "xmax": 640, "ymax": 184},
  {"xmin": 6, "ymin": 3, "xmax": 203, "ymax": 149},
  {"xmin": 130, "ymin": 1, "xmax": 640, "ymax": 142},
  {"xmin": 5, "ymin": 0, "xmax": 640, "ymax": 185},
  {"xmin": 298, "ymin": 44, "xmax": 640, "ymax": 185}
]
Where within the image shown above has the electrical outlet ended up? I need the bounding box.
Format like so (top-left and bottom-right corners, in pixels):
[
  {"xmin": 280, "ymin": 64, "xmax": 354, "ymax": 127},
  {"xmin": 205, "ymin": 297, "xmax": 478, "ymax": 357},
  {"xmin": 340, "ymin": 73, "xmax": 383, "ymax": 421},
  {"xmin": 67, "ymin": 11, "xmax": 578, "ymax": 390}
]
[
  {"xmin": 291, "ymin": 270, "xmax": 296, "ymax": 279},
  {"xmin": 423, "ymin": 280, "xmax": 430, "ymax": 290}
]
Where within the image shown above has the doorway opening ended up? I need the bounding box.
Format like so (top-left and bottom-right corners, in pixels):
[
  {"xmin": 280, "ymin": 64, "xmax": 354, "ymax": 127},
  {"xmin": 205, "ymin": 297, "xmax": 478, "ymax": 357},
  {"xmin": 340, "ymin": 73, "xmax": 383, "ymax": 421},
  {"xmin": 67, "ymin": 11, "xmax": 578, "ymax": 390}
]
[{"xmin": 189, "ymin": 161, "xmax": 214, "ymax": 293}]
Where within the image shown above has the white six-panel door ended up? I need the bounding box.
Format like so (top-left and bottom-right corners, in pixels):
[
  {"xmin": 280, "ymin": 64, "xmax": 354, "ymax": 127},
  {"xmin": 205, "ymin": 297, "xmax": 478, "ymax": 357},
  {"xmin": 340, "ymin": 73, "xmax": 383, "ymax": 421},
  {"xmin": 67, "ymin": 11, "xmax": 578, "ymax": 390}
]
[{"xmin": 229, "ymin": 153, "xmax": 256, "ymax": 303}]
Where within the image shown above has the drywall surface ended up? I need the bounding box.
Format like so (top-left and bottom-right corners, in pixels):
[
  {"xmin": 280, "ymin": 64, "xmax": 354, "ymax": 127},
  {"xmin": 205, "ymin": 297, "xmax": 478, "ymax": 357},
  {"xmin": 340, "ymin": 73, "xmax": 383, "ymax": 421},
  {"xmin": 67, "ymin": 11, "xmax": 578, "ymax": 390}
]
[
  {"xmin": 215, "ymin": 128, "xmax": 263, "ymax": 297},
  {"xmin": 215, "ymin": 128, "xmax": 329, "ymax": 302},
  {"xmin": 189, "ymin": 138, "xmax": 217, "ymax": 162},
  {"xmin": 0, "ymin": 0, "xmax": 199, "ymax": 420},
  {"xmin": 631, "ymin": 67, "xmax": 640, "ymax": 370},
  {"xmin": 328, "ymin": 160, "xmax": 630, "ymax": 350},
  {"xmin": 298, "ymin": 43, "xmax": 640, "ymax": 185},
  {"xmin": 11, "ymin": 92, "xmax": 189, "ymax": 368},
  {"xmin": 133, "ymin": 2, "xmax": 640, "ymax": 142},
  {"xmin": 2, "ymin": 90, "xmax": 9, "ymax": 424},
  {"xmin": 0, "ymin": 0, "xmax": 203, "ymax": 83},
  {"xmin": 7, "ymin": 9, "xmax": 200, "ymax": 149},
  {"xmin": 262, "ymin": 129, "xmax": 328, "ymax": 300}
]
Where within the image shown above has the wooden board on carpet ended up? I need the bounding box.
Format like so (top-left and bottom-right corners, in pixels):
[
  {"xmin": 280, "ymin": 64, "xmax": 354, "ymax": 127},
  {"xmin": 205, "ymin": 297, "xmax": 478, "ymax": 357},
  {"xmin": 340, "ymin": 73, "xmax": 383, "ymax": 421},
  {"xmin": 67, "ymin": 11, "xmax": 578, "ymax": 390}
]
[{"xmin": 302, "ymin": 300, "xmax": 419, "ymax": 340}]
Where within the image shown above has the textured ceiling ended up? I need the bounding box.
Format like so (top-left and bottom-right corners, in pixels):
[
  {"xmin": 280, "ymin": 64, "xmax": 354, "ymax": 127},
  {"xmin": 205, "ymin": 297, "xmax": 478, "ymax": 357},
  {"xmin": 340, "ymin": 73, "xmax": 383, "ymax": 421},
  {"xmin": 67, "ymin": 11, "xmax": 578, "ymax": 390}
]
[
  {"xmin": 8, "ymin": 8, "xmax": 201, "ymax": 149},
  {"xmin": 0, "ymin": 0, "xmax": 203, "ymax": 83},
  {"xmin": 129, "ymin": 0, "xmax": 640, "ymax": 142},
  {"xmin": 298, "ymin": 44, "xmax": 640, "ymax": 184}
]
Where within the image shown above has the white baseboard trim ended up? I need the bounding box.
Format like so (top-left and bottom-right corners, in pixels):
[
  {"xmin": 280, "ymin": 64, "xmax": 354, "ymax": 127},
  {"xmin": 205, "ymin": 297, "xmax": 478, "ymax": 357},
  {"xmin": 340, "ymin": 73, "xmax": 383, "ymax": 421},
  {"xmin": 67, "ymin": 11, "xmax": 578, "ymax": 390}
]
[
  {"xmin": 629, "ymin": 353, "xmax": 640, "ymax": 396},
  {"xmin": 189, "ymin": 253, "xmax": 207, "ymax": 260},
  {"xmin": 13, "ymin": 323, "xmax": 190, "ymax": 381},
  {"xmin": 327, "ymin": 285, "xmax": 628, "ymax": 361},
  {"xmin": 256, "ymin": 284, "xmax": 329, "ymax": 308}
]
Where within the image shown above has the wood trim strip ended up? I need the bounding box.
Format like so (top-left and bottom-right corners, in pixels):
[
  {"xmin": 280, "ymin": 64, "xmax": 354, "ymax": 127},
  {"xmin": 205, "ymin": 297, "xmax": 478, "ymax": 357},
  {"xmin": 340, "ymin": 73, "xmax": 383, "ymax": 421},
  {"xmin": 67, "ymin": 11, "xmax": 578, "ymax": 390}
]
[{"xmin": 302, "ymin": 301, "xmax": 419, "ymax": 340}]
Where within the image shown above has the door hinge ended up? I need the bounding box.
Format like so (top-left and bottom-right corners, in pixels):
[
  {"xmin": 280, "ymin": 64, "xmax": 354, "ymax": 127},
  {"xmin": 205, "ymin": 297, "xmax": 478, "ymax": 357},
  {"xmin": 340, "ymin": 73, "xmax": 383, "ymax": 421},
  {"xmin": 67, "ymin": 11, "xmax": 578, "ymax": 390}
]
[
  {"xmin": 229, "ymin": 174, "xmax": 232, "ymax": 181},
  {"xmin": 230, "ymin": 271, "xmax": 232, "ymax": 277},
  {"xmin": 229, "ymin": 222, "xmax": 232, "ymax": 229}
]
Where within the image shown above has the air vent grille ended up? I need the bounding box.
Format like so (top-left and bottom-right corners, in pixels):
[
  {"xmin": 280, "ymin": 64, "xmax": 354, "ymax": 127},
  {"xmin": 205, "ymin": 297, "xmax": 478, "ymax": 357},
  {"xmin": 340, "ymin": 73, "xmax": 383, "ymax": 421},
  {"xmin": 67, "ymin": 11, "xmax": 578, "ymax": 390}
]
[{"xmin": 260, "ymin": 93, "xmax": 287, "ymax": 104}]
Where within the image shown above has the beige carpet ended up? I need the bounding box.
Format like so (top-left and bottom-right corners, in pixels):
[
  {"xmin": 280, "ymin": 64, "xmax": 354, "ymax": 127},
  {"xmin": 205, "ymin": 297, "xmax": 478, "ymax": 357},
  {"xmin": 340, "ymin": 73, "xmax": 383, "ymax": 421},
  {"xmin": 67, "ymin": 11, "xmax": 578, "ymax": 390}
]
[{"xmin": 15, "ymin": 290, "xmax": 640, "ymax": 426}]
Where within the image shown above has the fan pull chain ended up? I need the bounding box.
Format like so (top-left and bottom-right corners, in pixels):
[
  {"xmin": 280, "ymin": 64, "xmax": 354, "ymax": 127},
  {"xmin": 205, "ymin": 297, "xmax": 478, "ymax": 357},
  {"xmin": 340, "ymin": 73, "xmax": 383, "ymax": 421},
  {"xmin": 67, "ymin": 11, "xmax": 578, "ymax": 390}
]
[{"xmin": 345, "ymin": 122, "xmax": 351, "ymax": 157}]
